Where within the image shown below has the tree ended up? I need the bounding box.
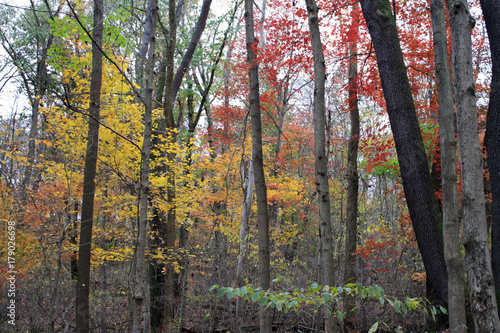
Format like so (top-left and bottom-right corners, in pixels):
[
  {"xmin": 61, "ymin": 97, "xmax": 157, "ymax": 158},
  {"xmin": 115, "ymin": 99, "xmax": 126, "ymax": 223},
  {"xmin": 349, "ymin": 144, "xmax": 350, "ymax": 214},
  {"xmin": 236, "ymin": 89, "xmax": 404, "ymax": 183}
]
[
  {"xmin": 304, "ymin": 0, "xmax": 337, "ymax": 331},
  {"xmin": 148, "ymin": 0, "xmax": 213, "ymax": 330},
  {"xmin": 480, "ymin": 0, "xmax": 500, "ymax": 304},
  {"xmin": 430, "ymin": 0, "xmax": 467, "ymax": 330},
  {"xmin": 0, "ymin": 1, "xmax": 62, "ymax": 195},
  {"xmin": 446, "ymin": 0, "xmax": 500, "ymax": 330},
  {"xmin": 245, "ymin": 0, "xmax": 272, "ymax": 331},
  {"xmin": 75, "ymin": 0, "xmax": 104, "ymax": 331},
  {"xmin": 359, "ymin": 0, "xmax": 448, "ymax": 306},
  {"xmin": 132, "ymin": 0, "xmax": 158, "ymax": 331},
  {"xmin": 344, "ymin": 3, "xmax": 360, "ymax": 325}
]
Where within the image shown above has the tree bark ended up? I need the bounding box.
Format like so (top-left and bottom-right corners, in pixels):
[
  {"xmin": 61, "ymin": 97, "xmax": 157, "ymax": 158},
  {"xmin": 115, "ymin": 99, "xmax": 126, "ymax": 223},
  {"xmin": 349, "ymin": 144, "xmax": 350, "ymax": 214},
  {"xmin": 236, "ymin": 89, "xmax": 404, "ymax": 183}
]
[
  {"xmin": 235, "ymin": 158, "xmax": 254, "ymax": 330},
  {"xmin": 359, "ymin": 0, "xmax": 448, "ymax": 306},
  {"xmin": 132, "ymin": 0, "xmax": 158, "ymax": 331},
  {"xmin": 446, "ymin": 0, "xmax": 500, "ymax": 330},
  {"xmin": 149, "ymin": 0, "xmax": 213, "ymax": 329},
  {"xmin": 430, "ymin": 0, "xmax": 467, "ymax": 330},
  {"xmin": 75, "ymin": 0, "xmax": 104, "ymax": 331},
  {"xmin": 343, "ymin": 3, "xmax": 360, "ymax": 325},
  {"xmin": 172, "ymin": 0, "xmax": 213, "ymax": 103},
  {"xmin": 245, "ymin": 0, "xmax": 272, "ymax": 331},
  {"xmin": 479, "ymin": 0, "xmax": 500, "ymax": 306},
  {"xmin": 304, "ymin": 0, "xmax": 337, "ymax": 331}
]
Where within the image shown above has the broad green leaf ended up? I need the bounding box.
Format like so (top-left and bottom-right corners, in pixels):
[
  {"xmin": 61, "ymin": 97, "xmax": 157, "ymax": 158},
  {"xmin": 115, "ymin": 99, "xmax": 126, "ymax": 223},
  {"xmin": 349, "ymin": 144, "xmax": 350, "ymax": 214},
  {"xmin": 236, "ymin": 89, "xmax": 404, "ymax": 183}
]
[{"xmin": 368, "ymin": 322, "xmax": 379, "ymax": 333}]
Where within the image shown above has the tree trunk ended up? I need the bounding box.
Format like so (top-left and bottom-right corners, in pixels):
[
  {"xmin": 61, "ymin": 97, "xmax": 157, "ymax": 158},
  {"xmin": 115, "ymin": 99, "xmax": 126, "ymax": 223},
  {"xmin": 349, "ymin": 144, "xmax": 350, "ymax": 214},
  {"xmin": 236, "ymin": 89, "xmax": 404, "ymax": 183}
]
[
  {"xmin": 304, "ymin": 0, "xmax": 337, "ymax": 331},
  {"xmin": 446, "ymin": 0, "xmax": 500, "ymax": 330},
  {"xmin": 245, "ymin": 0, "xmax": 272, "ymax": 331},
  {"xmin": 479, "ymin": 0, "xmax": 500, "ymax": 307},
  {"xmin": 430, "ymin": 0, "xmax": 467, "ymax": 330},
  {"xmin": 236, "ymin": 158, "xmax": 254, "ymax": 330},
  {"xmin": 148, "ymin": 0, "xmax": 213, "ymax": 329},
  {"xmin": 359, "ymin": 0, "xmax": 448, "ymax": 306},
  {"xmin": 133, "ymin": 0, "xmax": 158, "ymax": 331},
  {"xmin": 172, "ymin": 0, "xmax": 213, "ymax": 103},
  {"xmin": 344, "ymin": 3, "xmax": 360, "ymax": 325},
  {"xmin": 19, "ymin": 1, "xmax": 62, "ymax": 193},
  {"xmin": 75, "ymin": 0, "xmax": 104, "ymax": 331}
]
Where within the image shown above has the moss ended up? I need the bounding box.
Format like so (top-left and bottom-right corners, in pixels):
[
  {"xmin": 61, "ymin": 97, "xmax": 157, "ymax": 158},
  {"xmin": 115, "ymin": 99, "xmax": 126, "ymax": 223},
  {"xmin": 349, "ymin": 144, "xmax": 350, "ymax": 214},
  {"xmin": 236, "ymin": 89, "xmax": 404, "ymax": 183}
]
[{"xmin": 376, "ymin": 0, "xmax": 397, "ymax": 26}]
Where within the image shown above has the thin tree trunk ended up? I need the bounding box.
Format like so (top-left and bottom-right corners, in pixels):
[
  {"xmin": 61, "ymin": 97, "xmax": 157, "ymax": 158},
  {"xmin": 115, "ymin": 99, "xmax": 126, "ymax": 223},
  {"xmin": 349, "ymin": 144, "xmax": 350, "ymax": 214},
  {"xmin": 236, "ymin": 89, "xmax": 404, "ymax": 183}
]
[
  {"xmin": 235, "ymin": 158, "xmax": 254, "ymax": 330},
  {"xmin": 304, "ymin": 0, "xmax": 336, "ymax": 331},
  {"xmin": 430, "ymin": 0, "xmax": 467, "ymax": 330},
  {"xmin": 343, "ymin": 3, "xmax": 360, "ymax": 325},
  {"xmin": 245, "ymin": 0, "xmax": 272, "ymax": 331},
  {"xmin": 75, "ymin": 0, "xmax": 104, "ymax": 331},
  {"xmin": 172, "ymin": 0, "xmax": 213, "ymax": 103},
  {"xmin": 479, "ymin": 0, "xmax": 500, "ymax": 307},
  {"xmin": 21, "ymin": 0, "xmax": 62, "ymax": 193},
  {"xmin": 446, "ymin": 0, "xmax": 500, "ymax": 330},
  {"xmin": 159, "ymin": 0, "xmax": 177, "ymax": 329},
  {"xmin": 359, "ymin": 0, "xmax": 448, "ymax": 306},
  {"xmin": 133, "ymin": 0, "xmax": 158, "ymax": 331}
]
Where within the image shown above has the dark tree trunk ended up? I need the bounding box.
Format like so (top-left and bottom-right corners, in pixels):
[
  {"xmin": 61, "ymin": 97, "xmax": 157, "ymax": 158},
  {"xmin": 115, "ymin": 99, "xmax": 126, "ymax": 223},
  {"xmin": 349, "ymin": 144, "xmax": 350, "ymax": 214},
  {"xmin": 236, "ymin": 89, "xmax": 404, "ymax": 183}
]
[
  {"xmin": 344, "ymin": 4, "xmax": 360, "ymax": 324},
  {"xmin": 75, "ymin": 0, "xmax": 104, "ymax": 331},
  {"xmin": 430, "ymin": 0, "xmax": 467, "ymax": 330},
  {"xmin": 480, "ymin": 0, "xmax": 500, "ymax": 305},
  {"xmin": 245, "ymin": 0, "xmax": 272, "ymax": 331},
  {"xmin": 359, "ymin": 0, "xmax": 448, "ymax": 306}
]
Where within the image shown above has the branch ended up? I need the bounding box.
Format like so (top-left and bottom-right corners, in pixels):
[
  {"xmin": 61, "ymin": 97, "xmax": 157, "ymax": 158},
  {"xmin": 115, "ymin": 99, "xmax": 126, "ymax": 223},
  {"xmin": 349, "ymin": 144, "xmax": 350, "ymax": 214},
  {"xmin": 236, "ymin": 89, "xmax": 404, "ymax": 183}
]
[{"xmin": 65, "ymin": 0, "xmax": 145, "ymax": 106}]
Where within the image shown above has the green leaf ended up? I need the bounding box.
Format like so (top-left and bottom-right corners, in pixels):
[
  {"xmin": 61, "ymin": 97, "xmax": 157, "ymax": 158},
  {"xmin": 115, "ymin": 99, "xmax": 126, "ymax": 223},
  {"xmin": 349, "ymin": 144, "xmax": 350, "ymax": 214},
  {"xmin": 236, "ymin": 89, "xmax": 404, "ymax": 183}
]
[
  {"xmin": 209, "ymin": 285, "xmax": 218, "ymax": 292},
  {"xmin": 394, "ymin": 300, "xmax": 401, "ymax": 313},
  {"xmin": 336, "ymin": 310, "xmax": 344, "ymax": 321},
  {"xmin": 368, "ymin": 322, "xmax": 379, "ymax": 333},
  {"xmin": 252, "ymin": 292, "xmax": 260, "ymax": 302},
  {"xmin": 276, "ymin": 301, "xmax": 283, "ymax": 311},
  {"xmin": 272, "ymin": 276, "xmax": 283, "ymax": 283},
  {"xmin": 217, "ymin": 288, "xmax": 225, "ymax": 298},
  {"xmin": 376, "ymin": 285, "xmax": 385, "ymax": 299},
  {"xmin": 260, "ymin": 295, "xmax": 268, "ymax": 306}
]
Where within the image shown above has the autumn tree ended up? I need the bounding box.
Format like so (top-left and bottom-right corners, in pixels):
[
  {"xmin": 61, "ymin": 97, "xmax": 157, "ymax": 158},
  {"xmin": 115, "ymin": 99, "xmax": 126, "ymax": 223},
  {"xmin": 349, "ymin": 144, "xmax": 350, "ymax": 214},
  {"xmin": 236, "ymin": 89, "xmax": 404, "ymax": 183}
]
[
  {"xmin": 446, "ymin": 0, "xmax": 500, "ymax": 330},
  {"xmin": 430, "ymin": 0, "xmax": 467, "ymax": 329},
  {"xmin": 359, "ymin": 0, "xmax": 448, "ymax": 306},
  {"xmin": 245, "ymin": 0, "xmax": 272, "ymax": 331},
  {"xmin": 0, "ymin": 1, "xmax": 62, "ymax": 194},
  {"xmin": 479, "ymin": 0, "xmax": 500, "ymax": 303},
  {"xmin": 304, "ymin": 0, "xmax": 336, "ymax": 331},
  {"xmin": 132, "ymin": 0, "xmax": 158, "ymax": 331},
  {"xmin": 75, "ymin": 0, "xmax": 104, "ymax": 331},
  {"xmin": 344, "ymin": 2, "xmax": 361, "ymax": 325}
]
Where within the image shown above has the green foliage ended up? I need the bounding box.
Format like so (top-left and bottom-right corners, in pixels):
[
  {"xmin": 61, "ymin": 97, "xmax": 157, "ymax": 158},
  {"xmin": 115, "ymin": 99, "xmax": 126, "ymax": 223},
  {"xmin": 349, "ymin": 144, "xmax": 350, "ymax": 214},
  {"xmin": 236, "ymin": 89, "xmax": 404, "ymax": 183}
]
[{"xmin": 210, "ymin": 280, "xmax": 447, "ymax": 324}]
